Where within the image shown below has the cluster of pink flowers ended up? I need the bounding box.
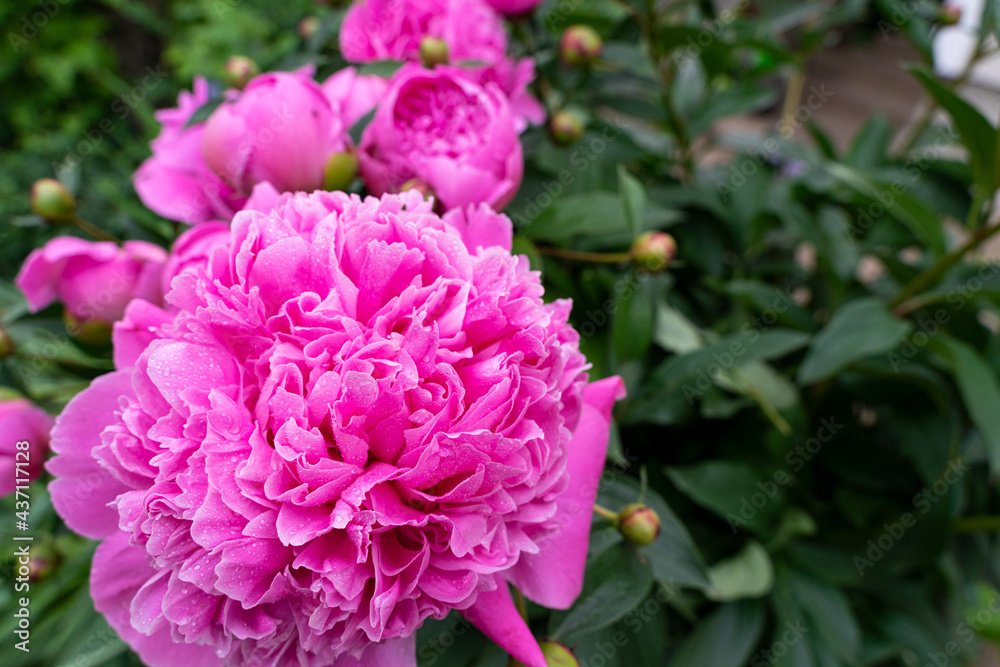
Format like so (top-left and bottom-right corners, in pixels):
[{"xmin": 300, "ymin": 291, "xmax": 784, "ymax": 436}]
[
  {"xmin": 18, "ymin": 1, "xmax": 628, "ymax": 665},
  {"xmin": 132, "ymin": 0, "xmax": 545, "ymax": 227}
]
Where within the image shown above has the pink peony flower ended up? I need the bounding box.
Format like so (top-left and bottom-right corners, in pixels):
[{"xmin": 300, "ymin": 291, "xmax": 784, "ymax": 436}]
[
  {"xmin": 202, "ymin": 70, "xmax": 345, "ymax": 196},
  {"xmin": 485, "ymin": 0, "xmax": 544, "ymax": 14},
  {"xmin": 0, "ymin": 398, "xmax": 53, "ymax": 496},
  {"xmin": 16, "ymin": 237, "xmax": 167, "ymax": 327},
  {"xmin": 337, "ymin": 0, "xmax": 543, "ymax": 132},
  {"xmin": 321, "ymin": 67, "xmax": 390, "ymax": 129},
  {"xmin": 134, "ymin": 77, "xmax": 247, "ymax": 225},
  {"xmin": 48, "ymin": 186, "xmax": 623, "ymax": 667},
  {"xmin": 339, "ymin": 0, "xmax": 507, "ymax": 66},
  {"xmin": 161, "ymin": 221, "xmax": 231, "ymax": 296},
  {"xmin": 358, "ymin": 65, "xmax": 523, "ymax": 211}
]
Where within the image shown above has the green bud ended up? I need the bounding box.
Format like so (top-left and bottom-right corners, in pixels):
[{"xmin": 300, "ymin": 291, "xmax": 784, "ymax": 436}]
[
  {"xmin": 938, "ymin": 4, "xmax": 961, "ymax": 25},
  {"xmin": 64, "ymin": 311, "xmax": 112, "ymax": 345},
  {"xmin": 420, "ymin": 36, "xmax": 450, "ymax": 68},
  {"xmin": 559, "ymin": 25, "xmax": 602, "ymax": 67},
  {"xmin": 618, "ymin": 503, "xmax": 661, "ymax": 546},
  {"xmin": 549, "ymin": 110, "xmax": 585, "ymax": 145},
  {"xmin": 0, "ymin": 327, "xmax": 12, "ymax": 359},
  {"xmin": 30, "ymin": 178, "xmax": 76, "ymax": 223},
  {"xmin": 324, "ymin": 151, "xmax": 360, "ymax": 192},
  {"xmin": 630, "ymin": 231, "xmax": 676, "ymax": 273},
  {"xmin": 540, "ymin": 642, "xmax": 579, "ymax": 667},
  {"xmin": 224, "ymin": 56, "xmax": 259, "ymax": 90}
]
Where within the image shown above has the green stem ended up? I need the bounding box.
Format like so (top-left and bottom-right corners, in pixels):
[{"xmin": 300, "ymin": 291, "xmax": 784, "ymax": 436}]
[
  {"xmin": 953, "ymin": 516, "xmax": 1000, "ymax": 533},
  {"xmin": 73, "ymin": 215, "xmax": 119, "ymax": 243},
  {"xmin": 593, "ymin": 504, "xmax": 620, "ymax": 522},
  {"xmin": 538, "ymin": 246, "xmax": 631, "ymax": 263},
  {"xmin": 889, "ymin": 221, "xmax": 1000, "ymax": 310}
]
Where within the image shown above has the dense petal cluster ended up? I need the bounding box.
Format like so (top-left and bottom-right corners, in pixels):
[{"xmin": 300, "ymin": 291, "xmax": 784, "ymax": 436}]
[
  {"xmin": 48, "ymin": 188, "xmax": 622, "ymax": 666},
  {"xmin": 359, "ymin": 66, "xmax": 523, "ymax": 211},
  {"xmin": 0, "ymin": 398, "xmax": 53, "ymax": 496}
]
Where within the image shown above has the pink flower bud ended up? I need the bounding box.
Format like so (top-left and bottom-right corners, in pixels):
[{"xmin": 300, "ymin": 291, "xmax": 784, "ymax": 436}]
[
  {"xmin": 560, "ymin": 25, "xmax": 603, "ymax": 67},
  {"xmin": 0, "ymin": 398, "xmax": 53, "ymax": 497},
  {"xmin": 223, "ymin": 56, "xmax": 259, "ymax": 90},
  {"xmin": 618, "ymin": 503, "xmax": 661, "ymax": 546},
  {"xmin": 630, "ymin": 231, "xmax": 677, "ymax": 273},
  {"xmin": 549, "ymin": 110, "xmax": 585, "ymax": 145},
  {"xmin": 30, "ymin": 178, "xmax": 76, "ymax": 223}
]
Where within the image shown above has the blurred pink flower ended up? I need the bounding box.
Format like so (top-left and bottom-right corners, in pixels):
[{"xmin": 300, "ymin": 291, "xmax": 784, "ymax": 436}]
[
  {"xmin": 485, "ymin": 0, "xmax": 545, "ymax": 14},
  {"xmin": 358, "ymin": 65, "xmax": 523, "ymax": 210},
  {"xmin": 202, "ymin": 70, "xmax": 345, "ymax": 195},
  {"xmin": 133, "ymin": 77, "xmax": 247, "ymax": 224},
  {"xmin": 0, "ymin": 398, "xmax": 53, "ymax": 496},
  {"xmin": 321, "ymin": 67, "xmax": 390, "ymax": 129},
  {"xmin": 16, "ymin": 237, "xmax": 166, "ymax": 327},
  {"xmin": 47, "ymin": 187, "xmax": 623, "ymax": 667}
]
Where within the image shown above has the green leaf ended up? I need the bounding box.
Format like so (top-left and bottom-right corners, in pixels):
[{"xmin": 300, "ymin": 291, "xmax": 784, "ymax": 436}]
[
  {"xmin": 653, "ymin": 301, "xmax": 703, "ymax": 354},
  {"xmin": 618, "ymin": 165, "xmax": 645, "ymax": 237},
  {"xmin": 184, "ymin": 92, "xmax": 225, "ymax": 128},
  {"xmin": 650, "ymin": 328, "xmax": 811, "ymax": 394},
  {"xmin": 550, "ymin": 543, "xmax": 653, "ymax": 639},
  {"xmin": 597, "ymin": 475, "xmax": 710, "ymax": 590},
  {"xmin": 845, "ymin": 114, "xmax": 891, "ymax": 169},
  {"xmin": 668, "ymin": 601, "xmax": 766, "ymax": 667},
  {"xmin": 706, "ymin": 541, "xmax": 775, "ymax": 602},
  {"xmin": 521, "ymin": 192, "xmax": 626, "ymax": 242},
  {"xmin": 907, "ymin": 65, "xmax": 998, "ymax": 192},
  {"xmin": 348, "ymin": 109, "xmax": 376, "ymax": 146},
  {"xmin": 666, "ymin": 461, "xmax": 785, "ymax": 534},
  {"xmin": 932, "ymin": 336, "xmax": 1000, "ymax": 474},
  {"xmin": 355, "ymin": 60, "xmax": 405, "ymax": 77},
  {"xmin": 826, "ymin": 163, "xmax": 946, "ymax": 253},
  {"xmin": 797, "ymin": 297, "xmax": 911, "ymax": 384},
  {"xmin": 612, "ymin": 277, "xmax": 654, "ymax": 362}
]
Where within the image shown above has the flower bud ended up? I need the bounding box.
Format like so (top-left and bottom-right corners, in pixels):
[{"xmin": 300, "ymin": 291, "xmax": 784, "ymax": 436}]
[
  {"xmin": 298, "ymin": 16, "xmax": 320, "ymax": 40},
  {"xmin": 0, "ymin": 328, "xmax": 12, "ymax": 359},
  {"xmin": 618, "ymin": 503, "xmax": 661, "ymax": 546},
  {"xmin": 420, "ymin": 36, "xmax": 450, "ymax": 68},
  {"xmin": 400, "ymin": 178, "xmax": 435, "ymax": 200},
  {"xmin": 549, "ymin": 110, "xmax": 585, "ymax": 145},
  {"xmin": 938, "ymin": 3, "xmax": 961, "ymax": 25},
  {"xmin": 540, "ymin": 642, "xmax": 579, "ymax": 667},
  {"xmin": 28, "ymin": 545, "xmax": 57, "ymax": 581},
  {"xmin": 630, "ymin": 231, "xmax": 676, "ymax": 273},
  {"xmin": 64, "ymin": 310, "xmax": 113, "ymax": 345},
  {"xmin": 324, "ymin": 151, "xmax": 359, "ymax": 192},
  {"xmin": 30, "ymin": 178, "xmax": 76, "ymax": 223},
  {"xmin": 223, "ymin": 55, "xmax": 259, "ymax": 90},
  {"xmin": 560, "ymin": 25, "xmax": 602, "ymax": 67}
]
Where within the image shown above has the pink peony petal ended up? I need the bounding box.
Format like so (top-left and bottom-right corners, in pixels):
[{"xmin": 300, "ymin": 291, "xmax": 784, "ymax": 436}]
[
  {"xmin": 46, "ymin": 371, "xmax": 135, "ymax": 539},
  {"xmin": 505, "ymin": 376, "xmax": 626, "ymax": 609},
  {"xmin": 460, "ymin": 582, "xmax": 546, "ymax": 667}
]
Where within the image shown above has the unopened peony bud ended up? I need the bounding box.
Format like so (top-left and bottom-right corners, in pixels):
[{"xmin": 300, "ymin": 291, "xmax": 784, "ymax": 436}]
[
  {"xmin": 224, "ymin": 56, "xmax": 259, "ymax": 90},
  {"xmin": 298, "ymin": 16, "xmax": 321, "ymax": 40},
  {"xmin": 540, "ymin": 642, "xmax": 580, "ymax": 667},
  {"xmin": 30, "ymin": 178, "xmax": 76, "ymax": 223},
  {"xmin": 324, "ymin": 152, "xmax": 359, "ymax": 192},
  {"xmin": 400, "ymin": 178, "xmax": 435, "ymax": 200},
  {"xmin": 420, "ymin": 36, "xmax": 450, "ymax": 67},
  {"xmin": 630, "ymin": 231, "xmax": 676, "ymax": 273},
  {"xmin": 938, "ymin": 3, "xmax": 961, "ymax": 25},
  {"xmin": 560, "ymin": 25, "xmax": 602, "ymax": 67},
  {"xmin": 64, "ymin": 311, "xmax": 113, "ymax": 345},
  {"xmin": 549, "ymin": 110, "xmax": 585, "ymax": 145},
  {"xmin": 0, "ymin": 328, "xmax": 11, "ymax": 359},
  {"xmin": 28, "ymin": 545, "xmax": 56, "ymax": 581},
  {"xmin": 618, "ymin": 503, "xmax": 661, "ymax": 546}
]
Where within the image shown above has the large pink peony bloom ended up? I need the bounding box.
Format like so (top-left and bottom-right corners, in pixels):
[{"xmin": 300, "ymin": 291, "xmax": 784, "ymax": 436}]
[
  {"xmin": 358, "ymin": 66, "xmax": 523, "ymax": 211},
  {"xmin": 48, "ymin": 186, "xmax": 623, "ymax": 667},
  {"xmin": 16, "ymin": 237, "xmax": 167, "ymax": 328},
  {"xmin": 202, "ymin": 70, "xmax": 346, "ymax": 196},
  {"xmin": 0, "ymin": 398, "xmax": 53, "ymax": 496},
  {"xmin": 134, "ymin": 77, "xmax": 247, "ymax": 225}
]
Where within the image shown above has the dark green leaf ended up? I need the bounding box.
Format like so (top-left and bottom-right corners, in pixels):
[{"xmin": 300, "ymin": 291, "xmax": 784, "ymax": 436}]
[
  {"xmin": 666, "ymin": 461, "xmax": 785, "ymax": 534},
  {"xmin": 668, "ymin": 601, "xmax": 766, "ymax": 667},
  {"xmin": 797, "ymin": 297, "xmax": 911, "ymax": 384}
]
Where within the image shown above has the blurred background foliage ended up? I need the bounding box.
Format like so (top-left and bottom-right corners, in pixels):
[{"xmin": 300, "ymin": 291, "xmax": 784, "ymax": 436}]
[{"xmin": 3, "ymin": 0, "xmax": 1000, "ymax": 666}]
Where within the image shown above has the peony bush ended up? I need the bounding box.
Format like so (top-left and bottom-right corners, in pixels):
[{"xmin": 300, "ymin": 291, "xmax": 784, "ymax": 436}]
[{"xmin": 3, "ymin": 1, "xmax": 1000, "ymax": 666}]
